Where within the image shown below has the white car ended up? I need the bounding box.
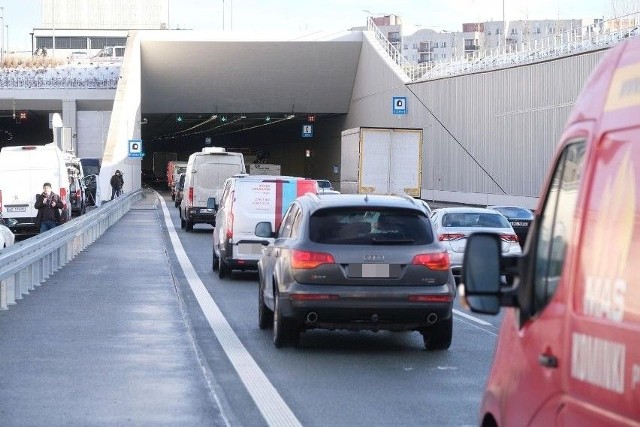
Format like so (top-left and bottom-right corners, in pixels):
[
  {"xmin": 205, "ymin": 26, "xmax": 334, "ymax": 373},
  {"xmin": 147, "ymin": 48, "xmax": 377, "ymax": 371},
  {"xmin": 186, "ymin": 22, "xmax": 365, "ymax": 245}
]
[
  {"xmin": 0, "ymin": 215, "xmax": 16, "ymax": 249},
  {"xmin": 431, "ymin": 207, "xmax": 521, "ymax": 283}
]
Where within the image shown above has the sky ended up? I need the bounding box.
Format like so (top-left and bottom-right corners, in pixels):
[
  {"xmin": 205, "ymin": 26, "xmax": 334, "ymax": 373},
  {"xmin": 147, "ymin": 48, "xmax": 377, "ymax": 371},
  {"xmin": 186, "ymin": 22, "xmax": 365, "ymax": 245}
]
[{"xmin": 0, "ymin": 0, "xmax": 633, "ymax": 52}]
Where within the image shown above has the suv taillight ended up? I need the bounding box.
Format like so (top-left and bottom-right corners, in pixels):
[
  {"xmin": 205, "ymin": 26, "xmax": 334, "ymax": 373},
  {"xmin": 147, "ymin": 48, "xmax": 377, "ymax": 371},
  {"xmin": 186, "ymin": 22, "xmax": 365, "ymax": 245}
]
[
  {"xmin": 411, "ymin": 252, "xmax": 450, "ymax": 271},
  {"xmin": 291, "ymin": 250, "xmax": 335, "ymax": 269}
]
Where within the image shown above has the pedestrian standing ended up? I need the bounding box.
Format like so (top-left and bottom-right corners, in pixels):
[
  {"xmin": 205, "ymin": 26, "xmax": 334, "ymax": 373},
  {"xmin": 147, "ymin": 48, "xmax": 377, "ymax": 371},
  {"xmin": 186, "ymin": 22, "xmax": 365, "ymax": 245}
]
[
  {"xmin": 34, "ymin": 182, "xmax": 63, "ymax": 233},
  {"xmin": 110, "ymin": 170, "xmax": 124, "ymax": 200}
]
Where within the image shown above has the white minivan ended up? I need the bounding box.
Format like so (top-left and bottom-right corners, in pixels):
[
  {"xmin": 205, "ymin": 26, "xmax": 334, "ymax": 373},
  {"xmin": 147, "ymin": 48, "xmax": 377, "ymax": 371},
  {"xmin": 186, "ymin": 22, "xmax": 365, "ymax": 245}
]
[
  {"xmin": 212, "ymin": 175, "xmax": 318, "ymax": 278},
  {"xmin": 0, "ymin": 144, "xmax": 72, "ymax": 235},
  {"xmin": 179, "ymin": 147, "xmax": 245, "ymax": 232}
]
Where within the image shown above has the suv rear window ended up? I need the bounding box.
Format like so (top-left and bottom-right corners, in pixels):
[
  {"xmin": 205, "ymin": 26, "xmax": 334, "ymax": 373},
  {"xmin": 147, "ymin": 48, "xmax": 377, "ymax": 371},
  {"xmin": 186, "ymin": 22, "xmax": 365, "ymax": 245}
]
[{"xmin": 309, "ymin": 208, "xmax": 433, "ymax": 245}]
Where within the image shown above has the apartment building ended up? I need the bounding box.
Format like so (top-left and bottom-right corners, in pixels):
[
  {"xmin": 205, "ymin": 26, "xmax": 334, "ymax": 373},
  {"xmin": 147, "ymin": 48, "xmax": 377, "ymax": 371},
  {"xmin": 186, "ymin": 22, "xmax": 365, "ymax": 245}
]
[{"xmin": 400, "ymin": 17, "xmax": 626, "ymax": 65}]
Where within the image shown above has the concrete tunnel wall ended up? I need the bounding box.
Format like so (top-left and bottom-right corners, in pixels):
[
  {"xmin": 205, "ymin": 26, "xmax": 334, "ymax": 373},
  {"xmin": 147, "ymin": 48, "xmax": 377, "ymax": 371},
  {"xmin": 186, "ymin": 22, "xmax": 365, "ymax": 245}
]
[{"xmin": 98, "ymin": 31, "xmax": 143, "ymax": 202}]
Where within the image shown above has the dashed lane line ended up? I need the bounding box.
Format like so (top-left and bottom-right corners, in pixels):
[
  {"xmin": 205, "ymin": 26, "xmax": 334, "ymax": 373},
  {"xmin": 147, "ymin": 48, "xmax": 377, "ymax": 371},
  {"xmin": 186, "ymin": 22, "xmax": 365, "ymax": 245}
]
[
  {"xmin": 453, "ymin": 309, "xmax": 493, "ymax": 326},
  {"xmin": 157, "ymin": 194, "xmax": 302, "ymax": 427}
]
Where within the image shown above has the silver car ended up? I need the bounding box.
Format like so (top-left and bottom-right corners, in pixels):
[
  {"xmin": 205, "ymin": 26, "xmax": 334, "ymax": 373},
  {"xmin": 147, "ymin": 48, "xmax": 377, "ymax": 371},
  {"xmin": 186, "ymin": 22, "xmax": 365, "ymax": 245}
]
[{"xmin": 431, "ymin": 207, "xmax": 521, "ymax": 283}]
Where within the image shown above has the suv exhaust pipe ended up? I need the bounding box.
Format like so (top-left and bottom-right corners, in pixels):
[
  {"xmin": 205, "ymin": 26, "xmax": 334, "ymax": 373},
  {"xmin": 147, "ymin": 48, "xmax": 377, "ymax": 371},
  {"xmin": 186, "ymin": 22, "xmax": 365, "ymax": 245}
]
[
  {"xmin": 306, "ymin": 312, "xmax": 318, "ymax": 324},
  {"xmin": 426, "ymin": 313, "xmax": 438, "ymax": 325}
]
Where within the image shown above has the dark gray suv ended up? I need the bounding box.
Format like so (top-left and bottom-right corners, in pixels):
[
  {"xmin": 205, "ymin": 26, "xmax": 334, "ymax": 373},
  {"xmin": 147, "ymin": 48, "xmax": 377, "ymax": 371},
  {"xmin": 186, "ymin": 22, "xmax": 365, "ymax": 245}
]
[{"xmin": 256, "ymin": 193, "xmax": 456, "ymax": 350}]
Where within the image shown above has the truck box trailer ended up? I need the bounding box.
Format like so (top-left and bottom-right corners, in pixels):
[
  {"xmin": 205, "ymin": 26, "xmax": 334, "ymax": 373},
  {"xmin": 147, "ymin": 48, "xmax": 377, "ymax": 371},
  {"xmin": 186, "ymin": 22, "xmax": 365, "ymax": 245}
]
[{"xmin": 340, "ymin": 127, "xmax": 422, "ymax": 197}]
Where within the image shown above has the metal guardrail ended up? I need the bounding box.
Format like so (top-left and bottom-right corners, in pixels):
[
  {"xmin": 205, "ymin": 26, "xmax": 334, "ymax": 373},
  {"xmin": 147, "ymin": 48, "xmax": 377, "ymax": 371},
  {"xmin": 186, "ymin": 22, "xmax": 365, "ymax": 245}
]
[
  {"xmin": 367, "ymin": 13, "xmax": 639, "ymax": 82},
  {"xmin": 0, "ymin": 65, "xmax": 120, "ymax": 89},
  {"xmin": 0, "ymin": 190, "xmax": 142, "ymax": 310}
]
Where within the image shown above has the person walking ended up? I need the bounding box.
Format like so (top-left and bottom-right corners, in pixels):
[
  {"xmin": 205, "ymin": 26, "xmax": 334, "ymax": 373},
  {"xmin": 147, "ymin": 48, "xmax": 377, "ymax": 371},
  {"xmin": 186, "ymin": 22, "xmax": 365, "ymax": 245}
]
[
  {"xmin": 110, "ymin": 170, "xmax": 124, "ymax": 200},
  {"xmin": 34, "ymin": 182, "xmax": 64, "ymax": 233}
]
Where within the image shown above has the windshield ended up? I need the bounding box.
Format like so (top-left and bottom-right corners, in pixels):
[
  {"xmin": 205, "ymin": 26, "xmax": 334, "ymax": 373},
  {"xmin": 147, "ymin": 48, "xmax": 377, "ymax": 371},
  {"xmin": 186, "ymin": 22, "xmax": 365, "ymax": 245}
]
[
  {"xmin": 490, "ymin": 206, "xmax": 534, "ymax": 220},
  {"xmin": 441, "ymin": 212, "xmax": 512, "ymax": 228},
  {"xmin": 310, "ymin": 208, "xmax": 433, "ymax": 245}
]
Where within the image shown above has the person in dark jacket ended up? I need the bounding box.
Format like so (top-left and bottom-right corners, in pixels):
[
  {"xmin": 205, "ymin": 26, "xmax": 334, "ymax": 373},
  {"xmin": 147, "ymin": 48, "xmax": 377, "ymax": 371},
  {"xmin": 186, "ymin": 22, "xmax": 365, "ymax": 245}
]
[
  {"xmin": 110, "ymin": 170, "xmax": 124, "ymax": 200},
  {"xmin": 34, "ymin": 182, "xmax": 64, "ymax": 233}
]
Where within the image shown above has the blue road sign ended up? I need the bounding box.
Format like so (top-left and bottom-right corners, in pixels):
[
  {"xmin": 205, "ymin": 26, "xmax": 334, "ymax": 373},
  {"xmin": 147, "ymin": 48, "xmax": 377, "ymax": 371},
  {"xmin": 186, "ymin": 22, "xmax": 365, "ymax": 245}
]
[
  {"xmin": 128, "ymin": 139, "xmax": 143, "ymax": 157},
  {"xmin": 393, "ymin": 96, "xmax": 407, "ymax": 115},
  {"xmin": 302, "ymin": 124, "xmax": 313, "ymax": 138}
]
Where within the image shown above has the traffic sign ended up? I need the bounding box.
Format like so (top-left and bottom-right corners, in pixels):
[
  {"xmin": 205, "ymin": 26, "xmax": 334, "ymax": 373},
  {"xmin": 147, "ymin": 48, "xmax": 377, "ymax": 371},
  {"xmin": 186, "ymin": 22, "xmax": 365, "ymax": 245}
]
[
  {"xmin": 128, "ymin": 139, "xmax": 143, "ymax": 157},
  {"xmin": 205, "ymin": 136, "xmax": 212, "ymax": 146},
  {"xmin": 302, "ymin": 124, "xmax": 313, "ymax": 138},
  {"xmin": 392, "ymin": 96, "xmax": 407, "ymax": 115}
]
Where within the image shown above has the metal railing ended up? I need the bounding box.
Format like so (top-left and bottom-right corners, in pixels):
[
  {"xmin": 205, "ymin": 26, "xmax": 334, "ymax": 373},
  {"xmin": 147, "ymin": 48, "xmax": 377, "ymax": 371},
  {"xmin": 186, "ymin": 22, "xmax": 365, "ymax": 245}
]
[
  {"xmin": 0, "ymin": 190, "xmax": 142, "ymax": 310},
  {"xmin": 368, "ymin": 13, "xmax": 639, "ymax": 82},
  {"xmin": 0, "ymin": 64, "xmax": 120, "ymax": 89}
]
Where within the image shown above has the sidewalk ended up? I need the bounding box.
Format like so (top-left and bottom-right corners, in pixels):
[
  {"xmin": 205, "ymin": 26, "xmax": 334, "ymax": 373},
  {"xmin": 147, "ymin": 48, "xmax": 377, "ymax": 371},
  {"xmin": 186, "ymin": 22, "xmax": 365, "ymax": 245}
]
[{"xmin": 0, "ymin": 192, "xmax": 226, "ymax": 426}]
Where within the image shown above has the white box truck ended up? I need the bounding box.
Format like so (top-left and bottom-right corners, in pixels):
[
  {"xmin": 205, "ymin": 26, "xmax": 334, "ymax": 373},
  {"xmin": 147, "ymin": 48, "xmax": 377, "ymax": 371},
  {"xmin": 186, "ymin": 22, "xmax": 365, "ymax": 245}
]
[{"xmin": 340, "ymin": 127, "xmax": 422, "ymax": 197}]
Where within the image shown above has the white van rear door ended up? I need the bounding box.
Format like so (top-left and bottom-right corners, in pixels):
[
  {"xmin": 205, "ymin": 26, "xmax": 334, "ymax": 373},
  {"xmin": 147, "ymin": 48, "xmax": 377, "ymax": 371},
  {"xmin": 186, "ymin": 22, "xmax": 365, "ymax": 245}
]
[{"xmin": 194, "ymin": 160, "xmax": 244, "ymax": 207}]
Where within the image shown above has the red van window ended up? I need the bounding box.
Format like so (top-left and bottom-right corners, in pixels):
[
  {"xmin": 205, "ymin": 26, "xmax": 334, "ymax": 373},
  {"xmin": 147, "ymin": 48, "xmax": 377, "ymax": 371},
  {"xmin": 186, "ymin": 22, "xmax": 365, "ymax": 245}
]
[{"xmin": 532, "ymin": 140, "xmax": 586, "ymax": 315}]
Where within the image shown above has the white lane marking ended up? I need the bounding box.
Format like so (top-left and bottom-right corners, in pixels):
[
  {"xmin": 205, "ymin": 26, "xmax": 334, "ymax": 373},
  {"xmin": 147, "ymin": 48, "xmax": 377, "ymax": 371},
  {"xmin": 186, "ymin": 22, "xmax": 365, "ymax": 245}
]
[
  {"xmin": 453, "ymin": 309, "xmax": 492, "ymax": 326},
  {"xmin": 157, "ymin": 194, "xmax": 302, "ymax": 427}
]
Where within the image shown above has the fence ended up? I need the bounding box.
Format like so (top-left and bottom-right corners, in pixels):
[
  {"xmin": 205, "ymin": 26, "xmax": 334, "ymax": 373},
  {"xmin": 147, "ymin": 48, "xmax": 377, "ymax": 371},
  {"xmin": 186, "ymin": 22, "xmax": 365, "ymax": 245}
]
[
  {"xmin": 368, "ymin": 13, "xmax": 640, "ymax": 82},
  {"xmin": 0, "ymin": 190, "xmax": 141, "ymax": 310},
  {"xmin": 0, "ymin": 64, "xmax": 120, "ymax": 89}
]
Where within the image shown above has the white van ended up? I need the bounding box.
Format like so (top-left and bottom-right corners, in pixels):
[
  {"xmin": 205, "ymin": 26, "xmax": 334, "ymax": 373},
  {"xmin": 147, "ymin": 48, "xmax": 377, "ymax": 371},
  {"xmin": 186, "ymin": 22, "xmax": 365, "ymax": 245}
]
[
  {"xmin": 212, "ymin": 175, "xmax": 318, "ymax": 278},
  {"xmin": 179, "ymin": 147, "xmax": 245, "ymax": 232},
  {"xmin": 0, "ymin": 144, "xmax": 72, "ymax": 235}
]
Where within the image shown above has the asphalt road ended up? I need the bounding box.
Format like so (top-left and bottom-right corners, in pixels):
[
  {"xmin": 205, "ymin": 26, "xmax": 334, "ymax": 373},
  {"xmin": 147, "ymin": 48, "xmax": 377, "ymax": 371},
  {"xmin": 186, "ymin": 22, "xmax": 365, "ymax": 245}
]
[{"xmin": 161, "ymin": 191, "xmax": 503, "ymax": 427}]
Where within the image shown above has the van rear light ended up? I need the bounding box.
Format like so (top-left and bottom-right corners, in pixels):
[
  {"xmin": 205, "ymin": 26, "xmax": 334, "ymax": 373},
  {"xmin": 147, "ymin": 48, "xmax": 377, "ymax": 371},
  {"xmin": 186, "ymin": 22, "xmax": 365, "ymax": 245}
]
[
  {"xmin": 291, "ymin": 250, "xmax": 335, "ymax": 269},
  {"xmin": 0, "ymin": 190, "xmax": 3, "ymax": 210},
  {"xmin": 226, "ymin": 191, "xmax": 235, "ymax": 239},
  {"xmin": 500, "ymin": 234, "xmax": 519, "ymax": 243},
  {"xmin": 408, "ymin": 295, "xmax": 453, "ymax": 303},
  {"xmin": 411, "ymin": 252, "xmax": 450, "ymax": 271},
  {"xmin": 76, "ymin": 188, "xmax": 81, "ymax": 200},
  {"xmin": 439, "ymin": 233, "xmax": 465, "ymax": 241},
  {"xmin": 59, "ymin": 188, "xmax": 67, "ymax": 209},
  {"xmin": 188, "ymin": 187, "xmax": 194, "ymax": 206},
  {"xmin": 290, "ymin": 294, "xmax": 339, "ymax": 301}
]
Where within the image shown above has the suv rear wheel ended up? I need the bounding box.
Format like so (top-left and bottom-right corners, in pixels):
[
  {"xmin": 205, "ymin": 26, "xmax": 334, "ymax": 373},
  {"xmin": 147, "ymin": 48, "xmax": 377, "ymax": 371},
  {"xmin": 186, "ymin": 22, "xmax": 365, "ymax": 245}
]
[
  {"xmin": 273, "ymin": 290, "xmax": 298, "ymax": 347},
  {"xmin": 258, "ymin": 282, "xmax": 273, "ymax": 329},
  {"xmin": 421, "ymin": 317, "xmax": 453, "ymax": 351}
]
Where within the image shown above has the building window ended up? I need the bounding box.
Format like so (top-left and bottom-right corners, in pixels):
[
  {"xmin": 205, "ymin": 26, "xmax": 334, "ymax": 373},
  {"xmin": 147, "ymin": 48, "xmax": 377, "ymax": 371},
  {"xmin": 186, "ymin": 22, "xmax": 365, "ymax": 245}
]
[
  {"xmin": 90, "ymin": 37, "xmax": 127, "ymax": 49},
  {"xmin": 442, "ymin": 42, "xmax": 446, "ymax": 48},
  {"xmin": 54, "ymin": 37, "xmax": 88, "ymax": 49},
  {"xmin": 412, "ymin": 43, "xmax": 417, "ymax": 49},
  {"xmin": 548, "ymin": 27, "xmax": 556, "ymax": 34},
  {"xmin": 535, "ymin": 27, "xmax": 541, "ymax": 34},
  {"xmin": 511, "ymin": 28, "xmax": 518, "ymax": 35},
  {"xmin": 496, "ymin": 28, "xmax": 501, "ymax": 35},
  {"xmin": 35, "ymin": 37, "xmax": 53, "ymax": 49}
]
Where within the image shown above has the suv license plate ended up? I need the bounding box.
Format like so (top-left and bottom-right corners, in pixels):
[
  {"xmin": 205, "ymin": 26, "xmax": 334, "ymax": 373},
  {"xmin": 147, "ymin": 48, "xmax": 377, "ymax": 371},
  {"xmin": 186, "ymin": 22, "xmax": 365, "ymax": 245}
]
[
  {"xmin": 511, "ymin": 221, "xmax": 528, "ymax": 227},
  {"xmin": 7, "ymin": 206, "xmax": 26, "ymax": 213},
  {"xmin": 349, "ymin": 264, "xmax": 401, "ymax": 278}
]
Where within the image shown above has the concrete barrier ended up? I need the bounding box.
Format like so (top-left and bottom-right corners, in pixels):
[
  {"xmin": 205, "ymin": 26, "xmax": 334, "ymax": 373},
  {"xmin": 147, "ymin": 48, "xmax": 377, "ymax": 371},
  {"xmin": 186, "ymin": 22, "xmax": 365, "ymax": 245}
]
[{"xmin": 0, "ymin": 190, "xmax": 142, "ymax": 310}]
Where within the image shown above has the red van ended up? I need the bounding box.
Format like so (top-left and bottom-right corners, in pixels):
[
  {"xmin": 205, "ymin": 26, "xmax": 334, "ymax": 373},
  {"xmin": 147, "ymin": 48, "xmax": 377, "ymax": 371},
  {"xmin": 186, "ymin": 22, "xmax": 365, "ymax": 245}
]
[{"xmin": 461, "ymin": 37, "xmax": 640, "ymax": 425}]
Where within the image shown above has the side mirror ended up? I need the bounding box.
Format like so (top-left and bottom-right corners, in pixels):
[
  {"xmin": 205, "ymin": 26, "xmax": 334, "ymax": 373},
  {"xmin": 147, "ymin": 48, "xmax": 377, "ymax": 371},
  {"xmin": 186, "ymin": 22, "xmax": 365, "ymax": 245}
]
[
  {"xmin": 207, "ymin": 197, "xmax": 217, "ymax": 210},
  {"xmin": 255, "ymin": 221, "xmax": 275, "ymax": 238},
  {"xmin": 461, "ymin": 233, "xmax": 504, "ymax": 315}
]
